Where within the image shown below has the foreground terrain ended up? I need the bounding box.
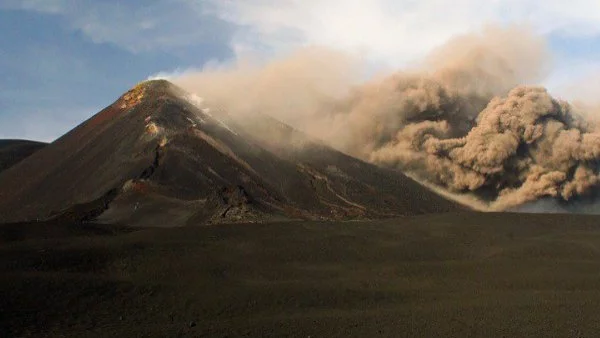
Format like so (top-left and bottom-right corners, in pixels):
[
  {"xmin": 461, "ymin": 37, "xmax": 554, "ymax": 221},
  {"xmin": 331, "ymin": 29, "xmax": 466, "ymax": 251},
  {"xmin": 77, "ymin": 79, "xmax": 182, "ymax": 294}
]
[{"xmin": 3, "ymin": 212, "xmax": 600, "ymax": 337}]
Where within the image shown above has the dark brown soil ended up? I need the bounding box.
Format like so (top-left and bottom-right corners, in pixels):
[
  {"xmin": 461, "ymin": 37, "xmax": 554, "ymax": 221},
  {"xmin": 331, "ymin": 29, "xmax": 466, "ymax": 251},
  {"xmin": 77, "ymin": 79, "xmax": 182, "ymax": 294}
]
[{"xmin": 3, "ymin": 212, "xmax": 600, "ymax": 337}]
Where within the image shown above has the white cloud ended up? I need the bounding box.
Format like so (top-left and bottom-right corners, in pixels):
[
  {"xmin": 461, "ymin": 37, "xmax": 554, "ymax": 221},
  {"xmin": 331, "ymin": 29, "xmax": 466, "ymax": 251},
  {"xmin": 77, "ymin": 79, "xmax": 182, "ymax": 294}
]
[
  {"xmin": 547, "ymin": 62, "xmax": 600, "ymax": 104},
  {"xmin": 7, "ymin": 0, "xmax": 600, "ymax": 65},
  {"xmin": 0, "ymin": 0, "xmax": 68, "ymax": 13},
  {"xmin": 206, "ymin": 0, "xmax": 600, "ymax": 69},
  {"xmin": 67, "ymin": 2, "xmax": 229, "ymax": 52},
  {"xmin": 521, "ymin": 0, "xmax": 600, "ymax": 36},
  {"xmin": 2, "ymin": 1, "xmax": 232, "ymax": 53},
  {"xmin": 147, "ymin": 68, "xmax": 192, "ymax": 80}
]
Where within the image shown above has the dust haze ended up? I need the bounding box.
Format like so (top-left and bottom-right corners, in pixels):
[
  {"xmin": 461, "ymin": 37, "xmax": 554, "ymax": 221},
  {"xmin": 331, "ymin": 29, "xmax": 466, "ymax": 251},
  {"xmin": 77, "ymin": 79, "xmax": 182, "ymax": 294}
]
[{"xmin": 169, "ymin": 26, "xmax": 600, "ymax": 211}]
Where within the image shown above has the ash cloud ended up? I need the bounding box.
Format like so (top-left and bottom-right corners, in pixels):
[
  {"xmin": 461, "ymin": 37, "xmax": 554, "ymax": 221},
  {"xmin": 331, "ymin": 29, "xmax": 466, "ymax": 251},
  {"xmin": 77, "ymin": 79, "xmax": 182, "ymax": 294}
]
[{"xmin": 168, "ymin": 26, "xmax": 600, "ymax": 211}]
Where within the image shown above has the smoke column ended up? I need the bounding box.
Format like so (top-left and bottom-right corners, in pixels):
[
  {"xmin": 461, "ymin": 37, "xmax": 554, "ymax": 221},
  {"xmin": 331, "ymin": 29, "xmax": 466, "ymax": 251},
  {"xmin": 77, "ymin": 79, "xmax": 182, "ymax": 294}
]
[{"xmin": 169, "ymin": 26, "xmax": 600, "ymax": 211}]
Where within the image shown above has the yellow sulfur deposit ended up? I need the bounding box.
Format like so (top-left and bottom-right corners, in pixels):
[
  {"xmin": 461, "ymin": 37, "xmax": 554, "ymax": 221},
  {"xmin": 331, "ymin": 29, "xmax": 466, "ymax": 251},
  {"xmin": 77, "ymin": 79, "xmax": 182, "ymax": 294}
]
[
  {"xmin": 145, "ymin": 122, "xmax": 160, "ymax": 135},
  {"xmin": 120, "ymin": 82, "xmax": 146, "ymax": 109}
]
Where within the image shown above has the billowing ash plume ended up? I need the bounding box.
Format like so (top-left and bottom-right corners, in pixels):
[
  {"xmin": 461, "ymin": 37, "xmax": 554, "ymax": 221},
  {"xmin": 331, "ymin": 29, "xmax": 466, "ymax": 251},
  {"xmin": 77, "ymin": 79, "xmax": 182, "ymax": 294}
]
[
  {"xmin": 368, "ymin": 86, "xmax": 600, "ymax": 210},
  {"xmin": 168, "ymin": 26, "xmax": 600, "ymax": 211}
]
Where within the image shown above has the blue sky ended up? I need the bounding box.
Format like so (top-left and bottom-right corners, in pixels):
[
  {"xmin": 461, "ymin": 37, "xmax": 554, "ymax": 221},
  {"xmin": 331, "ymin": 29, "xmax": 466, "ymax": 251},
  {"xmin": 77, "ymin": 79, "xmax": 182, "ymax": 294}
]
[{"xmin": 1, "ymin": 0, "xmax": 600, "ymax": 142}]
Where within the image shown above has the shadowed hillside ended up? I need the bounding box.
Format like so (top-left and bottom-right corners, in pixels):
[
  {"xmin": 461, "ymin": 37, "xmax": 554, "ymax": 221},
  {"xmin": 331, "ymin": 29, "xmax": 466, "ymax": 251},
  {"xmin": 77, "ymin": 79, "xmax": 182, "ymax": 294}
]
[{"xmin": 0, "ymin": 140, "xmax": 46, "ymax": 173}]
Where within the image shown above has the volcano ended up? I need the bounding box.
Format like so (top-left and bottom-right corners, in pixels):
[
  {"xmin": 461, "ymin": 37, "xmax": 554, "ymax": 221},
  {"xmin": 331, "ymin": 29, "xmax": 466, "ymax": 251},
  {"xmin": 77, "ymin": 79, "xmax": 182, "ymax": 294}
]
[{"xmin": 0, "ymin": 80, "xmax": 458, "ymax": 225}]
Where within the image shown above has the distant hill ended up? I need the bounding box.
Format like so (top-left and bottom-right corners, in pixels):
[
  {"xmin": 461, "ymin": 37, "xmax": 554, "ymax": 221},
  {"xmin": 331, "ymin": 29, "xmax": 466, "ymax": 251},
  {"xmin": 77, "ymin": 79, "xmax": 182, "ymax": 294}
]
[
  {"xmin": 0, "ymin": 80, "xmax": 459, "ymax": 225},
  {"xmin": 0, "ymin": 140, "xmax": 46, "ymax": 173}
]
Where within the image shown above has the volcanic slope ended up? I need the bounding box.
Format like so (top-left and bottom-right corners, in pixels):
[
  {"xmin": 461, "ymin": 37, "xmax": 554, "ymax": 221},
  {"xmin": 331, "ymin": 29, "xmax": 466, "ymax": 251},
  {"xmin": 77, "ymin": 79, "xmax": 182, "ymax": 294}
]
[
  {"xmin": 0, "ymin": 80, "xmax": 459, "ymax": 225},
  {"xmin": 0, "ymin": 139, "xmax": 46, "ymax": 173}
]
